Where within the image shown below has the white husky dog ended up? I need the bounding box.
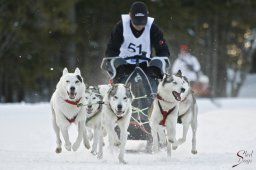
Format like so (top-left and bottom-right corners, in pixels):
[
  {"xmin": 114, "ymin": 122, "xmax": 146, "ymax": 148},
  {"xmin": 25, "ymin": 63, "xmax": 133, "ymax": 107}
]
[
  {"xmin": 172, "ymin": 73, "xmax": 198, "ymax": 155},
  {"xmin": 50, "ymin": 68, "xmax": 90, "ymax": 153},
  {"xmin": 150, "ymin": 70, "xmax": 186, "ymax": 157},
  {"xmin": 83, "ymin": 86, "xmax": 104, "ymax": 158},
  {"xmin": 102, "ymin": 83, "xmax": 133, "ymax": 164}
]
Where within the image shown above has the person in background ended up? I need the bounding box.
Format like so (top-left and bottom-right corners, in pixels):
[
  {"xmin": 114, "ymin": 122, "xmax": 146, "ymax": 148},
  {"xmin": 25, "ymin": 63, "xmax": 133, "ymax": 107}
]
[
  {"xmin": 104, "ymin": 1, "xmax": 170, "ymax": 83},
  {"xmin": 172, "ymin": 44, "xmax": 210, "ymax": 96},
  {"xmin": 172, "ymin": 44, "xmax": 201, "ymax": 83}
]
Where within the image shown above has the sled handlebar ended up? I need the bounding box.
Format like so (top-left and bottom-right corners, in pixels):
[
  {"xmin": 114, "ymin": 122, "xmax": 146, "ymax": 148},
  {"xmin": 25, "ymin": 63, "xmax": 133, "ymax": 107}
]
[{"xmin": 124, "ymin": 55, "xmax": 151, "ymax": 62}]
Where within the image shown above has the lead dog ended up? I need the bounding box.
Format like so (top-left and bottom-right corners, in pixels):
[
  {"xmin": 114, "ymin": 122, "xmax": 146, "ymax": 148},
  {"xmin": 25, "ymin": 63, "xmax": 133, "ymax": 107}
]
[
  {"xmin": 51, "ymin": 68, "xmax": 90, "ymax": 153},
  {"xmin": 149, "ymin": 70, "xmax": 186, "ymax": 157},
  {"xmin": 101, "ymin": 83, "xmax": 133, "ymax": 164}
]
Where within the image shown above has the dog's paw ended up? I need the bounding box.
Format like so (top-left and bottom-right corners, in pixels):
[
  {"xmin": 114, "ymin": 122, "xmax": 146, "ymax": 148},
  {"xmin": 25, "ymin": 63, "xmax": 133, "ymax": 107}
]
[
  {"xmin": 90, "ymin": 150, "xmax": 97, "ymax": 156},
  {"xmin": 178, "ymin": 138, "xmax": 185, "ymax": 144},
  {"xmin": 88, "ymin": 133, "xmax": 93, "ymax": 141},
  {"xmin": 97, "ymin": 152, "xmax": 103, "ymax": 159},
  {"xmin": 65, "ymin": 143, "xmax": 71, "ymax": 151},
  {"xmin": 152, "ymin": 145, "xmax": 159, "ymax": 153},
  {"xmin": 114, "ymin": 141, "xmax": 121, "ymax": 147},
  {"xmin": 168, "ymin": 139, "xmax": 174, "ymax": 143},
  {"xmin": 159, "ymin": 142, "xmax": 166, "ymax": 149},
  {"xmin": 191, "ymin": 150, "xmax": 198, "ymax": 154},
  {"xmin": 172, "ymin": 145, "xmax": 178, "ymax": 150},
  {"xmin": 119, "ymin": 158, "xmax": 127, "ymax": 164},
  {"xmin": 72, "ymin": 142, "xmax": 80, "ymax": 152},
  {"xmin": 83, "ymin": 139, "xmax": 91, "ymax": 150},
  {"xmin": 172, "ymin": 141, "xmax": 179, "ymax": 150},
  {"xmin": 55, "ymin": 147, "xmax": 62, "ymax": 153}
]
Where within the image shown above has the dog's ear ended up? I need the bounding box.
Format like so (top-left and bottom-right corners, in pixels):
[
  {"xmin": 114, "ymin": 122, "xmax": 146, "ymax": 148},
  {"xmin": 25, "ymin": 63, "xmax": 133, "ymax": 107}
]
[
  {"xmin": 74, "ymin": 67, "xmax": 81, "ymax": 75},
  {"xmin": 124, "ymin": 82, "xmax": 131, "ymax": 89},
  {"xmin": 175, "ymin": 70, "xmax": 182, "ymax": 78},
  {"xmin": 108, "ymin": 84, "xmax": 117, "ymax": 100},
  {"xmin": 76, "ymin": 75, "xmax": 83, "ymax": 82},
  {"xmin": 63, "ymin": 67, "xmax": 68, "ymax": 75},
  {"xmin": 162, "ymin": 73, "xmax": 171, "ymax": 86},
  {"xmin": 85, "ymin": 84, "xmax": 89, "ymax": 90},
  {"xmin": 125, "ymin": 84, "xmax": 134, "ymax": 101},
  {"xmin": 183, "ymin": 76, "xmax": 189, "ymax": 84}
]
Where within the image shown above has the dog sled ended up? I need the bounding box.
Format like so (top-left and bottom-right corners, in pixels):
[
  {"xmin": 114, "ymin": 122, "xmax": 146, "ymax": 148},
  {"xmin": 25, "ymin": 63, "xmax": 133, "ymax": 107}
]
[{"xmin": 101, "ymin": 55, "xmax": 170, "ymax": 143}]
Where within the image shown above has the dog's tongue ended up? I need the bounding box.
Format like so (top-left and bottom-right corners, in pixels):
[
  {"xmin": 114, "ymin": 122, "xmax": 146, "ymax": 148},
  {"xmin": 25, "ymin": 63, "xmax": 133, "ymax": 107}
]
[
  {"xmin": 68, "ymin": 91, "xmax": 76, "ymax": 99},
  {"xmin": 172, "ymin": 91, "xmax": 181, "ymax": 101}
]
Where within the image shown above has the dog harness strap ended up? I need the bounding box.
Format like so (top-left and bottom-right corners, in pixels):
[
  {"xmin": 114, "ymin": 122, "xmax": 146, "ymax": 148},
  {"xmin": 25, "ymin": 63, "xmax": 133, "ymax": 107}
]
[
  {"xmin": 156, "ymin": 94, "xmax": 164, "ymax": 101},
  {"xmin": 117, "ymin": 116, "xmax": 123, "ymax": 121},
  {"xmin": 65, "ymin": 114, "xmax": 78, "ymax": 123},
  {"xmin": 64, "ymin": 98, "xmax": 81, "ymax": 105},
  {"xmin": 156, "ymin": 94, "xmax": 172, "ymax": 103},
  {"xmin": 158, "ymin": 101, "xmax": 176, "ymax": 126}
]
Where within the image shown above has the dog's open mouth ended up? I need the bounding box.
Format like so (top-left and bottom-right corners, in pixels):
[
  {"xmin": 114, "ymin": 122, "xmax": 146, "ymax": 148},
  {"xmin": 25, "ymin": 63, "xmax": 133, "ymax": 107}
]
[
  {"xmin": 115, "ymin": 110, "xmax": 125, "ymax": 117},
  {"xmin": 67, "ymin": 91, "xmax": 77, "ymax": 99},
  {"xmin": 86, "ymin": 108, "xmax": 93, "ymax": 114},
  {"xmin": 172, "ymin": 91, "xmax": 181, "ymax": 101}
]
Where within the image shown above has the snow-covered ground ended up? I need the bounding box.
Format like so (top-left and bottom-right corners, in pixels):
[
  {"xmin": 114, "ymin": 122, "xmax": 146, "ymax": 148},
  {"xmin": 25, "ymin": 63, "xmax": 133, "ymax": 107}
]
[
  {"xmin": 239, "ymin": 74, "xmax": 256, "ymax": 97},
  {"xmin": 0, "ymin": 74, "xmax": 255, "ymax": 170},
  {"xmin": 0, "ymin": 98, "xmax": 255, "ymax": 170}
]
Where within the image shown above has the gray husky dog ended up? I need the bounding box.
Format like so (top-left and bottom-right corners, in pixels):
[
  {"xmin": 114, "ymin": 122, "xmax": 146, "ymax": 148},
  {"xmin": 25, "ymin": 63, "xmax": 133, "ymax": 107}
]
[
  {"xmin": 101, "ymin": 83, "xmax": 133, "ymax": 164},
  {"xmin": 150, "ymin": 70, "xmax": 198, "ymax": 157},
  {"xmin": 83, "ymin": 86, "xmax": 104, "ymax": 158},
  {"xmin": 172, "ymin": 71, "xmax": 198, "ymax": 155}
]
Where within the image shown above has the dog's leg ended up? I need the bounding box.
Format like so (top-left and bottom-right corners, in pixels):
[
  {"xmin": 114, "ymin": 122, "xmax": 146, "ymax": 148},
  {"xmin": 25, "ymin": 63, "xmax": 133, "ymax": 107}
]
[
  {"xmin": 87, "ymin": 128, "xmax": 93, "ymax": 141},
  {"xmin": 175, "ymin": 123, "xmax": 190, "ymax": 149},
  {"xmin": 72, "ymin": 121, "xmax": 84, "ymax": 151},
  {"xmin": 91, "ymin": 126, "xmax": 100, "ymax": 155},
  {"xmin": 60, "ymin": 127, "xmax": 71, "ymax": 151},
  {"xmin": 83, "ymin": 127, "xmax": 91, "ymax": 150},
  {"xmin": 97, "ymin": 126, "xmax": 104, "ymax": 159},
  {"xmin": 191, "ymin": 104, "xmax": 198, "ymax": 154},
  {"xmin": 118, "ymin": 123, "xmax": 128, "ymax": 164},
  {"xmin": 52, "ymin": 112, "xmax": 62, "ymax": 153},
  {"xmin": 166, "ymin": 113, "xmax": 178, "ymax": 157},
  {"xmin": 151, "ymin": 123, "xmax": 159, "ymax": 153},
  {"xmin": 158, "ymin": 127, "xmax": 166, "ymax": 148},
  {"xmin": 173, "ymin": 113, "xmax": 191, "ymax": 150},
  {"xmin": 104, "ymin": 123, "xmax": 117, "ymax": 154}
]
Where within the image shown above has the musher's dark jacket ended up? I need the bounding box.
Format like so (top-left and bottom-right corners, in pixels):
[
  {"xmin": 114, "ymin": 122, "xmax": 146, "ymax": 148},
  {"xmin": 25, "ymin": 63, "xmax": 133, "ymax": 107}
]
[{"xmin": 105, "ymin": 20, "xmax": 170, "ymax": 57}]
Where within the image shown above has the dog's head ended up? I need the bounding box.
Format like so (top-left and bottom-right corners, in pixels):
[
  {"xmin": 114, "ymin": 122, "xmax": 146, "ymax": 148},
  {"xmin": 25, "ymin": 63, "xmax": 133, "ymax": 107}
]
[
  {"xmin": 107, "ymin": 83, "xmax": 133, "ymax": 118},
  {"xmin": 84, "ymin": 86, "xmax": 102, "ymax": 115},
  {"xmin": 159, "ymin": 70, "xmax": 189, "ymax": 102},
  {"xmin": 57, "ymin": 67, "xmax": 85, "ymax": 100}
]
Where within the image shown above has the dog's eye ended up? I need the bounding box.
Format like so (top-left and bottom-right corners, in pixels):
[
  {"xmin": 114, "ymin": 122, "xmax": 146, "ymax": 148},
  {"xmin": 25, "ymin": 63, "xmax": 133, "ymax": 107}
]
[
  {"xmin": 114, "ymin": 96, "xmax": 118, "ymax": 99},
  {"xmin": 173, "ymin": 81, "xmax": 177, "ymax": 85},
  {"xmin": 85, "ymin": 97, "xmax": 88, "ymax": 99},
  {"xmin": 92, "ymin": 97, "xmax": 96, "ymax": 100},
  {"xmin": 75, "ymin": 80, "xmax": 79, "ymax": 83},
  {"xmin": 123, "ymin": 97, "xmax": 127, "ymax": 100},
  {"xmin": 66, "ymin": 80, "xmax": 70, "ymax": 83}
]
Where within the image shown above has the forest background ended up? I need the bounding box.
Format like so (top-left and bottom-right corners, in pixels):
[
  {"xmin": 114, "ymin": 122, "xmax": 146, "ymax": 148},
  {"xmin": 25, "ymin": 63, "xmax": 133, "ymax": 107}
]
[{"xmin": 1, "ymin": 0, "xmax": 256, "ymax": 102}]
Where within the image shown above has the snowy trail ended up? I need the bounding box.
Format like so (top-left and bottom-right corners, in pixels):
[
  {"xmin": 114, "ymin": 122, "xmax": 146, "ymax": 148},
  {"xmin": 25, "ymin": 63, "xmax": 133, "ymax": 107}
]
[{"xmin": 0, "ymin": 98, "xmax": 256, "ymax": 170}]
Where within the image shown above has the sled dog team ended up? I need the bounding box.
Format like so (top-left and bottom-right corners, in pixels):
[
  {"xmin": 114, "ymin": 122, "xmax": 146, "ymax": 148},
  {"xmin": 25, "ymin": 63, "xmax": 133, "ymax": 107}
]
[{"xmin": 51, "ymin": 67, "xmax": 198, "ymax": 164}]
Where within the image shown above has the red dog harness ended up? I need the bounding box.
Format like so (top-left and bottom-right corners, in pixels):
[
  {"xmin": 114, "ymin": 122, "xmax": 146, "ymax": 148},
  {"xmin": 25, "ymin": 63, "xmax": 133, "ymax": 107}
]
[
  {"xmin": 156, "ymin": 94, "xmax": 176, "ymax": 126},
  {"xmin": 64, "ymin": 98, "xmax": 81, "ymax": 105},
  {"xmin": 63, "ymin": 98, "xmax": 81, "ymax": 123}
]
